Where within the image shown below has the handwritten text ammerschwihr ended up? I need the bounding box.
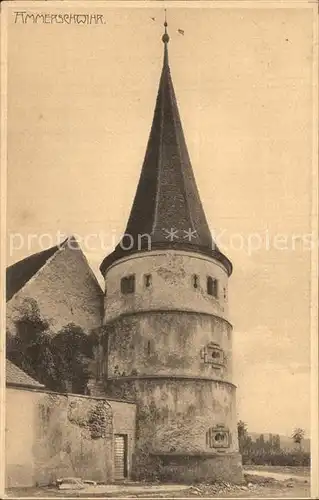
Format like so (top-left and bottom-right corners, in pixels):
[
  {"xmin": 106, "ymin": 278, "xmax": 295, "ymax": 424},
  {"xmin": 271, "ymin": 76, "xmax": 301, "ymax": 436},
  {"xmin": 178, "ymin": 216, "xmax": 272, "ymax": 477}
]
[{"xmin": 14, "ymin": 12, "xmax": 106, "ymax": 25}]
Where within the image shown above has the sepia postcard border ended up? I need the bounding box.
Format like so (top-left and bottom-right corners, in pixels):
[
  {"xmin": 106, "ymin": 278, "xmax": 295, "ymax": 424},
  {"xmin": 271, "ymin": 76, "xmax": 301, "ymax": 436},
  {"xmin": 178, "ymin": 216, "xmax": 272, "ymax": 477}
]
[{"xmin": 0, "ymin": 1, "xmax": 318, "ymax": 498}]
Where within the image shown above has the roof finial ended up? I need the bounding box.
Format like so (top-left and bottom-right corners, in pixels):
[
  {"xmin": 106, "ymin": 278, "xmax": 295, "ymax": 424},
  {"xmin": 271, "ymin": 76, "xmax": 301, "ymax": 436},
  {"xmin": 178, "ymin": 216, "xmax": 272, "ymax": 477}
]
[{"xmin": 162, "ymin": 9, "xmax": 169, "ymax": 44}]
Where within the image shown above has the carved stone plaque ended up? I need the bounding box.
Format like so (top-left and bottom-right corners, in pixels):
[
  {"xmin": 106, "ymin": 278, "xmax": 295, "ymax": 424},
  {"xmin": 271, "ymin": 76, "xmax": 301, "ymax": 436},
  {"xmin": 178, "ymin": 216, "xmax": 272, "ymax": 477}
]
[
  {"xmin": 200, "ymin": 342, "xmax": 225, "ymax": 368},
  {"xmin": 206, "ymin": 425, "xmax": 230, "ymax": 449}
]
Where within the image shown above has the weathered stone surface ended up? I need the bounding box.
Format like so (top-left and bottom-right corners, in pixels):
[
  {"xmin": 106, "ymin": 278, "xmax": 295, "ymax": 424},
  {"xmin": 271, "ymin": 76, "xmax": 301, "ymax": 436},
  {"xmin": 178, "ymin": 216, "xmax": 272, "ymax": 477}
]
[
  {"xmin": 102, "ymin": 248, "xmax": 242, "ymax": 483},
  {"xmin": 106, "ymin": 379, "xmax": 238, "ymax": 456},
  {"xmin": 5, "ymin": 388, "xmax": 114, "ymax": 487},
  {"xmin": 57, "ymin": 477, "xmax": 85, "ymax": 489},
  {"xmin": 104, "ymin": 251, "xmax": 229, "ymax": 323},
  {"xmin": 105, "ymin": 311, "xmax": 233, "ymax": 381},
  {"xmin": 34, "ymin": 393, "xmax": 113, "ymax": 485},
  {"xmin": 146, "ymin": 452, "xmax": 244, "ymax": 484},
  {"xmin": 5, "ymin": 388, "xmax": 35, "ymax": 487},
  {"xmin": 7, "ymin": 241, "xmax": 103, "ymax": 336}
]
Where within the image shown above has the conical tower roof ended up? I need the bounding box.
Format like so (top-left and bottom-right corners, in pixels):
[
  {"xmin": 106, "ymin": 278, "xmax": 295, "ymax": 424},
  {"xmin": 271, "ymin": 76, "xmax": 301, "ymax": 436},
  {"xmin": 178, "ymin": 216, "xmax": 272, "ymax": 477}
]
[{"xmin": 100, "ymin": 23, "xmax": 232, "ymax": 276}]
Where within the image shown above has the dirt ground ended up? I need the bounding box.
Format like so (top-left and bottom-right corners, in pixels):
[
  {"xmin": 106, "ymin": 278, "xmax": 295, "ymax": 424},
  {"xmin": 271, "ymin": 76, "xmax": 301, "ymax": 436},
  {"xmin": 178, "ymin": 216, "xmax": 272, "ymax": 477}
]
[
  {"xmin": 5, "ymin": 467, "xmax": 311, "ymax": 499},
  {"xmin": 243, "ymin": 465, "xmax": 310, "ymax": 476},
  {"xmin": 5, "ymin": 483, "xmax": 311, "ymax": 499}
]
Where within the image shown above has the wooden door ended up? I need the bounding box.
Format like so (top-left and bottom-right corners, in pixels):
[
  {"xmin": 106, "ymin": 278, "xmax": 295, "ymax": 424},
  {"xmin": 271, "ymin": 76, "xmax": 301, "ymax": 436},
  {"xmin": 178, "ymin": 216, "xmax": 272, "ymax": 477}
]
[{"xmin": 114, "ymin": 434, "xmax": 128, "ymax": 481}]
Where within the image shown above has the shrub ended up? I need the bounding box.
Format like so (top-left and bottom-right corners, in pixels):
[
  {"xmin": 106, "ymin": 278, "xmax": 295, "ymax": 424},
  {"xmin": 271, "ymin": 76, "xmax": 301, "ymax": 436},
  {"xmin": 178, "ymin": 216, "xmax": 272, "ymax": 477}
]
[{"xmin": 242, "ymin": 450, "xmax": 310, "ymax": 466}]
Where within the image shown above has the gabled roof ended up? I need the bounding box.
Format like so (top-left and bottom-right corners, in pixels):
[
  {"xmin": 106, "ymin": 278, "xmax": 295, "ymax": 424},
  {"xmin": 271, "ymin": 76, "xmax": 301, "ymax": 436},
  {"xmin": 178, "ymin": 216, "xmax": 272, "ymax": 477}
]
[
  {"xmin": 6, "ymin": 236, "xmax": 103, "ymax": 302},
  {"xmin": 6, "ymin": 241, "xmax": 65, "ymax": 301},
  {"xmin": 100, "ymin": 28, "xmax": 232, "ymax": 276},
  {"xmin": 6, "ymin": 359, "xmax": 45, "ymax": 389}
]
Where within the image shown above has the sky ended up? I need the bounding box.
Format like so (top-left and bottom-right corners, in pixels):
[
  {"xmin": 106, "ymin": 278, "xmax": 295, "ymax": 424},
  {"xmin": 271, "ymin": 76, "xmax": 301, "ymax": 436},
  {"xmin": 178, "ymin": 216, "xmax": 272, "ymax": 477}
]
[{"xmin": 5, "ymin": 2, "xmax": 316, "ymax": 437}]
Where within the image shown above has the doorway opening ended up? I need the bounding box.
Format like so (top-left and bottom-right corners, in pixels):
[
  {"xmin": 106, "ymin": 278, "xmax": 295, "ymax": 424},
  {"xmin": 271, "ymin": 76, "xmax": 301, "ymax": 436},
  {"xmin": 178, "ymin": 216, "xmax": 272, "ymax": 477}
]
[{"xmin": 114, "ymin": 434, "xmax": 128, "ymax": 481}]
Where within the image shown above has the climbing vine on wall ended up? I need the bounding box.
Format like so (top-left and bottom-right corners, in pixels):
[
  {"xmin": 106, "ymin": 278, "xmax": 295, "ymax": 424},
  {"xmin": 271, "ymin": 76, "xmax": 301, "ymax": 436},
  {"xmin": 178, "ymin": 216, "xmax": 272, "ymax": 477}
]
[
  {"xmin": 7, "ymin": 298, "xmax": 102, "ymax": 394},
  {"xmin": 88, "ymin": 401, "xmax": 108, "ymax": 439},
  {"xmin": 67, "ymin": 400, "xmax": 108, "ymax": 439}
]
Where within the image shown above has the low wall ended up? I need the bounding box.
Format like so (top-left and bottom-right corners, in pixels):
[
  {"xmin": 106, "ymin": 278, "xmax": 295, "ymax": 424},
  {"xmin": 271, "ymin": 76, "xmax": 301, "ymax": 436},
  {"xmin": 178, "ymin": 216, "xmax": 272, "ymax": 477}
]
[
  {"xmin": 150, "ymin": 452, "xmax": 244, "ymax": 484},
  {"xmin": 5, "ymin": 388, "xmax": 35, "ymax": 487},
  {"xmin": 6, "ymin": 387, "xmax": 114, "ymax": 488}
]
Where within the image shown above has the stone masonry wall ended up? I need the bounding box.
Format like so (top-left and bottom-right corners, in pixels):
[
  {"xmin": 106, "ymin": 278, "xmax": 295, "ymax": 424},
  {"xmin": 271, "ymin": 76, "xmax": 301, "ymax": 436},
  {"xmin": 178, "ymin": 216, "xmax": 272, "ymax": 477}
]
[
  {"xmin": 106, "ymin": 378, "xmax": 238, "ymax": 458},
  {"xmin": 106, "ymin": 311, "xmax": 233, "ymax": 381},
  {"xmin": 102, "ymin": 249, "xmax": 242, "ymax": 483},
  {"xmin": 6, "ymin": 388, "xmax": 36, "ymax": 487},
  {"xmin": 104, "ymin": 250, "xmax": 229, "ymax": 323},
  {"xmin": 7, "ymin": 242, "xmax": 103, "ymax": 336},
  {"xmin": 150, "ymin": 453, "xmax": 243, "ymax": 484},
  {"xmin": 6, "ymin": 387, "xmax": 114, "ymax": 488},
  {"xmin": 34, "ymin": 392, "xmax": 113, "ymax": 485}
]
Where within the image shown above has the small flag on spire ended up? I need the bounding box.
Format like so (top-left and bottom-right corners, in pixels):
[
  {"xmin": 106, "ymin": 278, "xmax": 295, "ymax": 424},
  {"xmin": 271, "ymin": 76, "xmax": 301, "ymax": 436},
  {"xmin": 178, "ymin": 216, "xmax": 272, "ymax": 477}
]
[{"xmin": 177, "ymin": 29, "xmax": 185, "ymax": 35}]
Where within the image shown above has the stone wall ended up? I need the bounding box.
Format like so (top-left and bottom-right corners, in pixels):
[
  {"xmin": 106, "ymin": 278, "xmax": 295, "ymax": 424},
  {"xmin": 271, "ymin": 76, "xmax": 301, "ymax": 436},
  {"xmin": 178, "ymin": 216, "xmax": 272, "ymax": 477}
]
[
  {"xmin": 105, "ymin": 378, "xmax": 240, "ymax": 482},
  {"xmin": 102, "ymin": 248, "xmax": 242, "ymax": 483},
  {"xmin": 34, "ymin": 392, "xmax": 113, "ymax": 486},
  {"xmin": 105, "ymin": 311, "xmax": 233, "ymax": 381},
  {"xmin": 5, "ymin": 388, "xmax": 35, "ymax": 487},
  {"xmin": 7, "ymin": 242, "xmax": 103, "ymax": 336},
  {"xmin": 106, "ymin": 379, "xmax": 238, "ymax": 454},
  {"xmin": 148, "ymin": 453, "xmax": 243, "ymax": 484},
  {"xmin": 6, "ymin": 387, "xmax": 138, "ymax": 488},
  {"xmin": 104, "ymin": 250, "xmax": 229, "ymax": 323}
]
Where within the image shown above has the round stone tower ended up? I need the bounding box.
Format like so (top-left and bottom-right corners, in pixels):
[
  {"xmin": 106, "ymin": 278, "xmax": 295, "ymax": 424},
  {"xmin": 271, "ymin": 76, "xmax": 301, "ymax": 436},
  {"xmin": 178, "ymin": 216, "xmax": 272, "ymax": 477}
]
[{"xmin": 100, "ymin": 23, "xmax": 243, "ymax": 483}]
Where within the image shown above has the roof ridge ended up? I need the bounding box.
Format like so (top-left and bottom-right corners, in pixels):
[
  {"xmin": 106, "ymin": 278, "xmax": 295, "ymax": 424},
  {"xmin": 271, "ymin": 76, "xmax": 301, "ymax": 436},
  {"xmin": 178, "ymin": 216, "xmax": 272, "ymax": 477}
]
[
  {"xmin": 6, "ymin": 241, "xmax": 64, "ymax": 301},
  {"xmin": 7, "ymin": 235, "xmax": 104, "ymax": 302},
  {"xmin": 152, "ymin": 60, "xmax": 167, "ymax": 236}
]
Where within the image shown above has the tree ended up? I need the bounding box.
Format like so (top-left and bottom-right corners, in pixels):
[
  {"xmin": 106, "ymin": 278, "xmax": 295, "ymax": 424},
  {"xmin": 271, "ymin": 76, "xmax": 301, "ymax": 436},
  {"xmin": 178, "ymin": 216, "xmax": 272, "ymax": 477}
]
[
  {"xmin": 273, "ymin": 434, "xmax": 281, "ymax": 452},
  {"xmin": 26, "ymin": 331, "xmax": 64, "ymax": 389},
  {"xmin": 255, "ymin": 434, "xmax": 266, "ymax": 456},
  {"xmin": 52, "ymin": 323, "xmax": 95, "ymax": 393},
  {"xmin": 237, "ymin": 421, "xmax": 253, "ymax": 456},
  {"xmin": 268, "ymin": 434, "xmax": 273, "ymax": 452},
  {"xmin": 6, "ymin": 298, "xmax": 53, "ymax": 380},
  {"xmin": 292, "ymin": 428, "xmax": 305, "ymax": 451},
  {"xmin": 7, "ymin": 299, "xmax": 98, "ymax": 394},
  {"xmin": 237, "ymin": 420, "xmax": 248, "ymax": 441},
  {"xmin": 255, "ymin": 434, "xmax": 265, "ymax": 447}
]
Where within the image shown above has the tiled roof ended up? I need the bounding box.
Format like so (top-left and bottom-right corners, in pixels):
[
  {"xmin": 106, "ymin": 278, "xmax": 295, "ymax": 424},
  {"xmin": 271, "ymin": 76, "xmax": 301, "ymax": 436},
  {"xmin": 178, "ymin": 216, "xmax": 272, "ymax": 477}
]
[
  {"xmin": 6, "ymin": 359, "xmax": 45, "ymax": 388},
  {"xmin": 100, "ymin": 34, "xmax": 232, "ymax": 276}
]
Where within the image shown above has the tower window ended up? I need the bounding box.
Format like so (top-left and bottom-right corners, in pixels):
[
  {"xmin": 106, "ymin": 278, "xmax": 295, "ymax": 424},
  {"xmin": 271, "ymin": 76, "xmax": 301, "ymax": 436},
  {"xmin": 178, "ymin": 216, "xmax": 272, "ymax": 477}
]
[
  {"xmin": 144, "ymin": 274, "xmax": 152, "ymax": 288},
  {"xmin": 147, "ymin": 340, "xmax": 151, "ymax": 356},
  {"xmin": 192, "ymin": 274, "xmax": 199, "ymax": 289},
  {"xmin": 121, "ymin": 275, "xmax": 135, "ymax": 294},
  {"xmin": 207, "ymin": 276, "xmax": 218, "ymax": 298}
]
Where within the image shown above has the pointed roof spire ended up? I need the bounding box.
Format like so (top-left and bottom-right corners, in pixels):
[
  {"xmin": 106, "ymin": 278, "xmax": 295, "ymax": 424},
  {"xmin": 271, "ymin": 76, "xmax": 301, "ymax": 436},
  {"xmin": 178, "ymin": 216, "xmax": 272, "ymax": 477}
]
[
  {"xmin": 100, "ymin": 17, "xmax": 232, "ymax": 276},
  {"xmin": 162, "ymin": 9, "xmax": 169, "ymax": 66}
]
